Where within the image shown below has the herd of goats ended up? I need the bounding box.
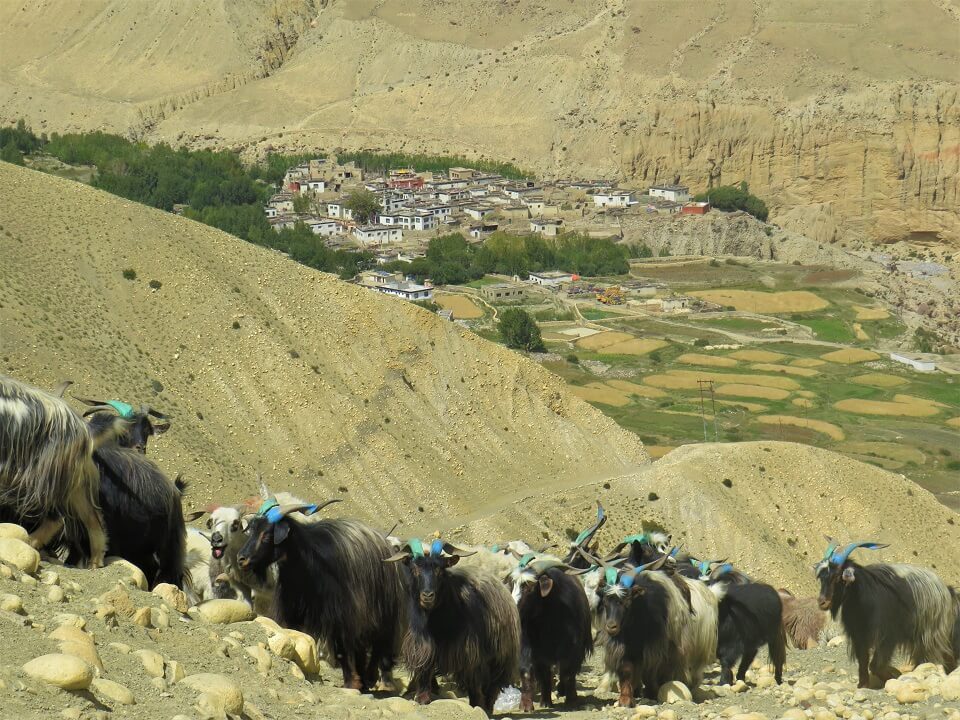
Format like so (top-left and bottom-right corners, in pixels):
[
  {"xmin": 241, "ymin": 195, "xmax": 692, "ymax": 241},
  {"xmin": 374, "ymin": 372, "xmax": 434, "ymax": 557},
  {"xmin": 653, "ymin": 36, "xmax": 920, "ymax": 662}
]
[{"xmin": 1, "ymin": 374, "xmax": 959, "ymax": 714}]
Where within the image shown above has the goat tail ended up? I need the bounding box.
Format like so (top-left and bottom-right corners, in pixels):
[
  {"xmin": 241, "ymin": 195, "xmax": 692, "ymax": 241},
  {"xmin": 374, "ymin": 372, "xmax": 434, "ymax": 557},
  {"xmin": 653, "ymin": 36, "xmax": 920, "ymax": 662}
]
[{"xmin": 770, "ymin": 616, "xmax": 787, "ymax": 677}]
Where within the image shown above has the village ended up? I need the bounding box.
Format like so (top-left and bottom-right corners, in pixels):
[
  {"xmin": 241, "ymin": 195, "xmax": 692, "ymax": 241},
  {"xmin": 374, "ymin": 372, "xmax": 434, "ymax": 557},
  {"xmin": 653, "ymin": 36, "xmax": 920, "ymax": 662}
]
[{"xmin": 267, "ymin": 156, "xmax": 713, "ymax": 307}]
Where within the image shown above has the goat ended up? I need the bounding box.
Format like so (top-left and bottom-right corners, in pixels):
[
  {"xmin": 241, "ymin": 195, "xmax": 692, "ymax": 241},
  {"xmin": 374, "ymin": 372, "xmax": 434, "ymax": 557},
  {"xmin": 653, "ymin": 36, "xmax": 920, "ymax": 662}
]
[
  {"xmin": 593, "ymin": 551, "xmax": 718, "ymax": 706},
  {"xmin": 777, "ymin": 588, "xmax": 829, "ymax": 649},
  {"xmin": 712, "ymin": 582, "xmax": 786, "ymax": 686},
  {"xmin": 0, "ymin": 375, "xmax": 125, "ymax": 566},
  {"xmin": 816, "ymin": 538, "xmax": 959, "ymax": 687},
  {"xmin": 184, "ymin": 527, "xmax": 214, "ymax": 605},
  {"xmin": 63, "ymin": 448, "xmax": 191, "ymax": 588},
  {"xmin": 76, "ymin": 398, "xmax": 170, "ymax": 454},
  {"xmin": 563, "ymin": 501, "xmax": 607, "ymax": 570},
  {"xmin": 510, "ymin": 554, "xmax": 592, "ymax": 711},
  {"xmin": 386, "ymin": 538, "xmax": 520, "ymax": 714},
  {"xmin": 238, "ymin": 500, "xmax": 404, "ymax": 690}
]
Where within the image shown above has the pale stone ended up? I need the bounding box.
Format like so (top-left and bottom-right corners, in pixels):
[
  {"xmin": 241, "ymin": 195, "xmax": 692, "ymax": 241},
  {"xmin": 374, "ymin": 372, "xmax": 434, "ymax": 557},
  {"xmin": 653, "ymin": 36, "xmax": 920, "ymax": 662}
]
[
  {"xmin": 0, "ymin": 537, "xmax": 40, "ymax": 573},
  {"xmin": 658, "ymin": 711, "xmax": 678, "ymax": 720},
  {"xmin": 828, "ymin": 636, "xmax": 846, "ymax": 647},
  {"xmin": 756, "ymin": 676, "xmax": 777, "ymax": 689},
  {"xmin": 721, "ymin": 707, "xmax": 746, "ymax": 717},
  {"xmin": 658, "ymin": 680, "xmax": 692, "ymax": 704},
  {"xmin": 60, "ymin": 709, "xmax": 82, "ymax": 720},
  {"xmin": 253, "ymin": 615, "xmax": 282, "ymax": 633},
  {"xmin": 181, "ymin": 673, "xmax": 244, "ymax": 714},
  {"xmin": 0, "ymin": 564, "xmax": 13, "ymax": 579},
  {"xmin": 0, "ymin": 523, "xmax": 29, "ymax": 541},
  {"xmin": 108, "ymin": 642, "xmax": 131, "ymax": 654},
  {"xmin": 133, "ymin": 649, "xmax": 165, "ymax": 678},
  {"xmin": 105, "ymin": 557, "xmax": 147, "ymax": 590},
  {"xmin": 940, "ymin": 674, "xmax": 960, "ymax": 701},
  {"xmin": 47, "ymin": 586, "xmax": 65, "ymax": 603},
  {"xmin": 245, "ymin": 645, "xmax": 272, "ymax": 675},
  {"xmin": 165, "ymin": 660, "xmax": 186, "ymax": 684},
  {"xmin": 794, "ymin": 687, "xmax": 814, "ymax": 703},
  {"xmin": 90, "ymin": 678, "xmax": 135, "ymax": 705},
  {"xmin": 150, "ymin": 607, "xmax": 170, "ymax": 629},
  {"xmin": 152, "ymin": 583, "xmax": 189, "ymax": 614},
  {"xmin": 385, "ymin": 697, "xmax": 416, "ymax": 715},
  {"xmin": 149, "ymin": 676, "xmax": 167, "ymax": 691},
  {"xmin": 20, "ymin": 573, "xmax": 37, "ymax": 586},
  {"xmin": 23, "ymin": 653, "xmax": 94, "ymax": 690},
  {"xmin": 289, "ymin": 662, "xmax": 305, "ymax": 680},
  {"xmin": 194, "ymin": 598, "xmax": 255, "ymax": 624},
  {"xmin": 0, "ymin": 593, "xmax": 23, "ymax": 613},
  {"xmin": 732, "ymin": 679, "xmax": 748, "ymax": 693},
  {"xmin": 814, "ymin": 712, "xmax": 837, "ymax": 720},
  {"xmin": 267, "ymin": 628, "xmax": 320, "ymax": 675},
  {"xmin": 894, "ymin": 682, "xmax": 927, "ymax": 704},
  {"xmin": 40, "ymin": 570, "xmax": 60, "ymax": 586},
  {"xmin": 52, "ymin": 613, "xmax": 85, "ymax": 629},
  {"xmin": 781, "ymin": 710, "xmax": 807, "ymax": 720},
  {"xmin": 131, "ymin": 607, "xmax": 152, "ymax": 627},
  {"xmin": 633, "ymin": 706, "xmax": 657, "ymax": 719}
]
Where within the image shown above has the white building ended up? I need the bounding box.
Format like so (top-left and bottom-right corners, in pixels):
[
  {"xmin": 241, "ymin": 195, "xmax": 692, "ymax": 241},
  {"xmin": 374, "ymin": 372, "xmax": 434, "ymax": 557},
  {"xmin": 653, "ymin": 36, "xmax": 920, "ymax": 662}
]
[
  {"xmin": 304, "ymin": 180, "xmax": 327, "ymax": 194},
  {"xmin": 306, "ymin": 219, "xmax": 343, "ymax": 237},
  {"xmin": 359, "ymin": 271, "xmax": 433, "ymax": 301},
  {"xmin": 889, "ymin": 352, "xmax": 937, "ymax": 372},
  {"xmin": 593, "ymin": 190, "xmax": 637, "ymax": 208},
  {"xmin": 325, "ymin": 202, "xmax": 354, "ymax": 220},
  {"xmin": 528, "ymin": 271, "xmax": 575, "ymax": 286},
  {"xmin": 354, "ymin": 225, "xmax": 402, "ymax": 245},
  {"xmin": 268, "ymin": 193, "xmax": 295, "ymax": 213},
  {"xmin": 380, "ymin": 210, "xmax": 436, "ymax": 232},
  {"xmin": 530, "ymin": 217, "xmax": 563, "ymax": 237},
  {"xmin": 463, "ymin": 205, "xmax": 493, "ymax": 221},
  {"xmin": 648, "ymin": 184, "xmax": 690, "ymax": 203}
]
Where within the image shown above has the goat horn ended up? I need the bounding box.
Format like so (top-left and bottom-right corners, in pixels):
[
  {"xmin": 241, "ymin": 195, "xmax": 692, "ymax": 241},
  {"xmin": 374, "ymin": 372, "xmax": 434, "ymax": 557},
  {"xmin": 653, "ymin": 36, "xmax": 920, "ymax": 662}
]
[
  {"xmin": 52, "ymin": 380, "xmax": 74, "ymax": 398},
  {"xmin": 144, "ymin": 405, "xmax": 168, "ymax": 418},
  {"xmin": 74, "ymin": 396, "xmax": 110, "ymax": 407},
  {"xmin": 306, "ymin": 499, "xmax": 342, "ymax": 515},
  {"xmin": 383, "ymin": 550, "xmax": 411, "ymax": 563},
  {"xmin": 576, "ymin": 545, "xmax": 606, "ymax": 568},
  {"xmin": 257, "ymin": 473, "xmax": 270, "ymax": 500},
  {"xmin": 637, "ymin": 552, "xmax": 671, "ymax": 573},
  {"xmin": 441, "ymin": 542, "xmax": 476, "ymax": 558},
  {"xmin": 81, "ymin": 404, "xmax": 119, "ymax": 417},
  {"xmin": 275, "ymin": 503, "xmax": 316, "ymax": 518}
]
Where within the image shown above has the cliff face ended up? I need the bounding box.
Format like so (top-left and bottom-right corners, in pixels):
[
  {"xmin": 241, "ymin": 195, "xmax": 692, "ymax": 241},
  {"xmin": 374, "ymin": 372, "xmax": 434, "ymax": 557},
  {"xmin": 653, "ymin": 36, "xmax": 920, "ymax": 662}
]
[{"xmin": 0, "ymin": 0, "xmax": 957, "ymax": 245}]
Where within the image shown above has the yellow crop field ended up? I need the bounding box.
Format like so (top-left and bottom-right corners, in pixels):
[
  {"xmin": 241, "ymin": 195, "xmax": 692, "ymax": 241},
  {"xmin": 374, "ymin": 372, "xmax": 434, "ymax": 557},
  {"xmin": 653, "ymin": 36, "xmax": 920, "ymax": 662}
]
[
  {"xmin": 946, "ymin": 417, "xmax": 960, "ymax": 428},
  {"xmin": 434, "ymin": 294, "xmax": 483, "ymax": 318},
  {"xmin": 577, "ymin": 331, "xmax": 634, "ymax": 350},
  {"xmin": 749, "ymin": 363, "xmax": 819, "ymax": 377},
  {"xmin": 715, "ymin": 384, "xmax": 791, "ymax": 400},
  {"xmin": 792, "ymin": 398, "xmax": 814, "ymax": 408},
  {"xmin": 569, "ymin": 383, "xmax": 631, "ymax": 407},
  {"xmin": 820, "ymin": 348, "xmax": 880, "ymax": 364},
  {"xmin": 757, "ymin": 415, "xmax": 845, "ymax": 441},
  {"xmin": 853, "ymin": 306, "xmax": 890, "ymax": 320},
  {"xmin": 605, "ymin": 380, "xmax": 668, "ymax": 398},
  {"xmin": 677, "ymin": 353, "xmax": 738, "ymax": 367},
  {"xmin": 691, "ymin": 290, "xmax": 828, "ymax": 313},
  {"xmin": 833, "ymin": 399, "xmax": 941, "ymax": 417},
  {"xmin": 729, "ymin": 350, "xmax": 785, "ymax": 362},
  {"xmin": 792, "ymin": 358, "xmax": 826, "ymax": 368},
  {"xmin": 851, "ymin": 374, "xmax": 907, "ymax": 388}
]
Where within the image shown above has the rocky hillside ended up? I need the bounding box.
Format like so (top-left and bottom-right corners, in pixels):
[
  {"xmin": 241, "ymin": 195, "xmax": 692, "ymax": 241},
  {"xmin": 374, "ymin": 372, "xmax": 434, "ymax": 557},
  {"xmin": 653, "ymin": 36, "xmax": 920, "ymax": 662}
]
[
  {"xmin": 0, "ymin": 1, "xmax": 957, "ymax": 246},
  {"xmin": 0, "ymin": 161, "xmax": 648, "ymax": 517}
]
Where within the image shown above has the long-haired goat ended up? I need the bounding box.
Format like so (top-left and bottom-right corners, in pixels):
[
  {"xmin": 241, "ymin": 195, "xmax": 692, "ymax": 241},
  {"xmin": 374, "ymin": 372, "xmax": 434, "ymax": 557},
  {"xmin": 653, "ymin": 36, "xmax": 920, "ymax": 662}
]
[
  {"xmin": 0, "ymin": 375, "xmax": 125, "ymax": 566},
  {"xmin": 386, "ymin": 538, "xmax": 520, "ymax": 714},
  {"xmin": 816, "ymin": 538, "xmax": 959, "ymax": 687},
  {"xmin": 713, "ymin": 582, "xmax": 786, "ymax": 686},
  {"xmin": 510, "ymin": 554, "xmax": 593, "ymax": 711},
  {"xmin": 64, "ymin": 448, "xmax": 191, "ymax": 588},
  {"xmin": 778, "ymin": 588, "xmax": 829, "ymax": 649},
  {"xmin": 77, "ymin": 398, "xmax": 169, "ymax": 454},
  {"xmin": 593, "ymin": 552, "xmax": 718, "ymax": 706},
  {"xmin": 238, "ymin": 500, "xmax": 404, "ymax": 690}
]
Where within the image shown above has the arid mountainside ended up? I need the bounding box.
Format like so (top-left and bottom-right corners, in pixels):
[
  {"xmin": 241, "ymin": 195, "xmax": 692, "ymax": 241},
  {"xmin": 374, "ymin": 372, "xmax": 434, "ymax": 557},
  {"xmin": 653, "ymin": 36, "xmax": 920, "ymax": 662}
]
[
  {"xmin": 0, "ymin": 161, "xmax": 648, "ymax": 518},
  {"xmin": 0, "ymin": 1, "xmax": 957, "ymax": 245},
  {"xmin": 1, "ymin": 161, "xmax": 957, "ymax": 591}
]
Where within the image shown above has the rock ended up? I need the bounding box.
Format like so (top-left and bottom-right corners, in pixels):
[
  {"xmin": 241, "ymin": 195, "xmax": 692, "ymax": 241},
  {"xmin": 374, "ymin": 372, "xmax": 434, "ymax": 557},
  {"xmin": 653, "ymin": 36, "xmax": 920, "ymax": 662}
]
[
  {"xmin": 0, "ymin": 537, "xmax": 40, "ymax": 573},
  {"xmin": 40, "ymin": 570, "xmax": 60, "ymax": 586},
  {"xmin": 49, "ymin": 625, "xmax": 103, "ymax": 672},
  {"xmin": 756, "ymin": 675, "xmax": 777, "ymax": 689},
  {"xmin": 98, "ymin": 584, "xmax": 136, "ymax": 618},
  {"xmin": 52, "ymin": 613, "xmax": 85, "ymax": 629},
  {"xmin": 23, "ymin": 653, "xmax": 94, "ymax": 690},
  {"xmin": 731, "ymin": 714, "xmax": 768, "ymax": 720},
  {"xmin": 633, "ymin": 706, "xmax": 657, "ymax": 718},
  {"xmin": 149, "ymin": 676, "xmax": 167, "ymax": 691},
  {"xmin": 47, "ymin": 586, "xmax": 66, "ymax": 603},
  {"xmin": 658, "ymin": 680, "xmax": 692, "ymax": 704},
  {"xmin": 0, "ymin": 564, "xmax": 13, "ymax": 579},
  {"xmin": 813, "ymin": 712, "xmax": 837, "ymax": 720},
  {"xmin": 90, "ymin": 678, "xmax": 135, "ymax": 705},
  {"xmin": 827, "ymin": 635, "xmax": 846, "ymax": 647},
  {"xmin": 150, "ymin": 607, "xmax": 170, "ymax": 628},
  {"xmin": 289, "ymin": 662, "xmax": 305, "ymax": 680},
  {"xmin": 133, "ymin": 649, "xmax": 165, "ymax": 678},
  {"xmin": 781, "ymin": 710, "xmax": 807, "ymax": 720},
  {"xmin": 941, "ymin": 673, "xmax": 960, "ymax": 701},
  {"xmin": 0, "ymin": 593, "xmax": 24, "ymax": 614},
  {"xmin": 152, "ymin": 583, "xmax": 189, "ymax": 614},
  {"xmin": 253, "ymin": 615, "xmax": 282, "ymax": 633},
  {"xmin": 131, "ymin": 607, "xmax": 152, "ymax": 627},
  {"xmin": 0, "ymin": 523, "xmax": 29, "ymax": 541},
  {"xmin": 181, "ymin": 673, "xmax": 244, "ymax": 714},
  {"xmin": 162, "ymin": 659, "xmax": 185, "ymax": 684},
  {"xmin": 105, "ymin": 557, "xmax": 147, "ymax": 590},
  {"xmin": 721, "ymin": 707, "xmax": 746, "ymax": 717},
  {"xmin": 267, "ymin": 628, "xmax": 320, "ymax": 675},
  {"xmin": 894, "ymin": 682, "xmax": 927, "ymax": 704},
  {"xmin": 245, "ymin": 645, "xmax": 272, "ymax": 674},
  {"xmin": 385, "ymin": 697, "xmax": 416, "ymax": 715},
  {"xmin": 194, "ymin": 598, "xmax": 255, "ymax": 624},
  {"xmin": 107, "ymin": 642, "xmax": 131, "ymax": 654},
  {"xmin": 20, "ymin": 573, "xmax": 37, "ymax": 586},
  {"xmin": 658, "ymin": 711, "xmax": 678, "ymax": 720}
]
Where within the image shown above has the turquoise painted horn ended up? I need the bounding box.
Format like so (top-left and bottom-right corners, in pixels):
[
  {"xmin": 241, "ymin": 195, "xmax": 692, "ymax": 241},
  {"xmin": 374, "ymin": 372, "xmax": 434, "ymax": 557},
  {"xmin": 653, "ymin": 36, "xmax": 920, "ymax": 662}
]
[{"xmin": 831, "ymin": 541, "xmax": 889, "ymax": 566}]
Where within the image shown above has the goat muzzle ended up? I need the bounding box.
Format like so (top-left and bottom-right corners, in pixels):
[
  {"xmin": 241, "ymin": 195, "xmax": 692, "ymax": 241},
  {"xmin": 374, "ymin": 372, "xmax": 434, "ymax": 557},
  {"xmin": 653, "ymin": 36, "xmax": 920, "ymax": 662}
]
[
  {"xmin": 236, "ymin": 555, "xmax": 250, "ymax": 569},
  {"xmin": 605, "ymin": 621, "xmax": 621, "ymax": 637},
  {"xmin": 817, "ymin": 597, "xmax": 831, "ymax": 611},
  {"xmin": 418, "ymin": 592, "xmax": 436, "ymax": 610}
]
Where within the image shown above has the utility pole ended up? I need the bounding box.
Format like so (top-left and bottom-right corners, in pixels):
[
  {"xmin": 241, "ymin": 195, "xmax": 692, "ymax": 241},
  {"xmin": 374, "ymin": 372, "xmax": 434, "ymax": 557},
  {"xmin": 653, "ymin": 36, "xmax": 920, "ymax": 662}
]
[{"xmin": 697, "ymin": 379, "xmax": 717, "ymax": 442}]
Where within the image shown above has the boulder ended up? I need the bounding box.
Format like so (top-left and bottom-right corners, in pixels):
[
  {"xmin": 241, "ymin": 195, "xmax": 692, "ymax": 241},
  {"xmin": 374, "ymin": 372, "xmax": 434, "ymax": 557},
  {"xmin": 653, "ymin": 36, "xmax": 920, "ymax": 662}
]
[
  {"xmin": 657, "ymin": 680, "xmax": 692, "ymax": 704},
  {"xmin": 194, "ymin": 598, "xmax": 255, "ymax": 624},
  {"xmin": 941, "ymin": 673, "xmax": 960, "ymax": 701},
  {"xmin": 181, "ymin": 673, "xmax": 244, "ymax": 714},
  {"xmin": 90, "ymin": 678, "xmax": 135, "ymax": 705},
  {"xmin": 104, "ymin": 557, "xmax": 148, "ymax": 590},
  {"xmin": 0, "ymin": 593, "xmax": 24, "ymax": 614},
  {"xmin": 22, "ymin": 654, "xmax": 94, "ymax": 690},
  {"xmin": 0, "ymin": 523, "xmax": 29, "ymax": 541},
  {"xmin": 267, "ymin": 628, "xmax": 320, "ymax": 675},
  {"xmin": 132, "ymin": 649, "xmax": 165, "ymax": 678},
  {"xmin": 152, "ymin": 583, "xmax": 189, "ymax": 614},
  {"xmin": 0, "ymin": 537, "xmax": 40, "ymax": 573}
]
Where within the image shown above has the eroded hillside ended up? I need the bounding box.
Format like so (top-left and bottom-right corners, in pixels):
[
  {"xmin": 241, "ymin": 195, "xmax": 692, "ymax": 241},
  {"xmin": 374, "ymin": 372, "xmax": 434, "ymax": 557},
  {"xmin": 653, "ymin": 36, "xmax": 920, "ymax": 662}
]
[
  {"xmin": 0, "ymin": 0, "xmax": 957, "ymax": 245},
  {"xmin": 0, "ymin": 161, "xmax": 648, "ymax": 518}
]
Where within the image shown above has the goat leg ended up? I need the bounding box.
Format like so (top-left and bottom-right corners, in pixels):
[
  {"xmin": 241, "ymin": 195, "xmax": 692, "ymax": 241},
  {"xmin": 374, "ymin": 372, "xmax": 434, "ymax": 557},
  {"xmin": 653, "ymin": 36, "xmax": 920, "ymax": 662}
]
[
  {"xmin": 617, "ymin": 662, "xmax": 635, "ymax": 707},
  {"xmin": 536, "ymin": 663, "xmax": 553, "ymax": 707},
  {"xmin": 27, "ymin": 516, "xmax": 63, "ymax": 551},
  {"xmin": 737, "ymin": 647, "xmax": 759, "ymax": 683},
  {"xmin": 519, "ymin": 669, "xmax": 535, "ymax": 712}
]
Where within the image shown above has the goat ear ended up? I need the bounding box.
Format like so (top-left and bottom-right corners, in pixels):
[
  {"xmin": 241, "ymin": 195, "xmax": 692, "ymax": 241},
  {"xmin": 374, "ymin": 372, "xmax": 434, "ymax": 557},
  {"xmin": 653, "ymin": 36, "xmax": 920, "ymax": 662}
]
[
  {"xmin": 841, "ymin": 567, "xmax": 856, "ymax": 584},
  {"xmin": 538, "ymin": 575, "xmax": 554, "ymax": 597},
  {"xmin": 152, "ymin": 421, "xmax": 171, "ymax": 435},
  {"xmin": 273, "ymin": 521, "xmax": 290, "ymax": 544},
  {"xmin": 444, "ymin": 555, "xmax": 461, "ymax": 568},
  {"xmin": 631, "ymin": 585, "xmax": 645, "ymax": 596},
  {"xmin": 183, "ymin": 510, "xmax": 206, "ymax": 522}
]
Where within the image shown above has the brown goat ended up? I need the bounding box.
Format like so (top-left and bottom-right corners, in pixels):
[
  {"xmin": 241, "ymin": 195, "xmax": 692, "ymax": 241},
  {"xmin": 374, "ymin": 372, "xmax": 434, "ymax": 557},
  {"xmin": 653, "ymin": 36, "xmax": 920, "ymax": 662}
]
[{"xmin": 778, "ymin": 588, "xmax": 828, "ymax": 650}]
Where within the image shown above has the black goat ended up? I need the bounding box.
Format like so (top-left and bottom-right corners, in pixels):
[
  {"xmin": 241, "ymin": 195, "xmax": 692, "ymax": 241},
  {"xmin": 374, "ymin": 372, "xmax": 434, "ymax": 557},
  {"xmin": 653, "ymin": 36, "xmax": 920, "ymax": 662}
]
[
  {"xmin": 713, "ymin": 582, "xmax": 786, "ymax": 685},
  {"xmin": 79, "ymin": 398, "xmax": 169, "ymax": 454},
  {"xmin": 238, "ymin": 501, "xmax": 404, "ymax": 691},
  {"xmin": 63, "ymin": 447, "xmax": 190, "ymax": 588},
  {"xmin": 816, "ymin": 538, "xmax": 959, "ymax": 687},
  {"xmin": 386, "ymin": 538, "xmax": 520, "ymax": 714},
  {"xmin": 510, "ymin": 556, "xmax": 593, "ymax": 711}
]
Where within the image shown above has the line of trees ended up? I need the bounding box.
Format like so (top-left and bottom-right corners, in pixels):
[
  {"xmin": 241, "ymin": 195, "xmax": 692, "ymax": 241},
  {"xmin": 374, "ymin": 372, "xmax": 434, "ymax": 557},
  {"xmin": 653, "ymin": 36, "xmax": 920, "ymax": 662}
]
[
  {"xmin": 694, "ymin": 182, "xmax": 769, "ymax": 222},
  {"xmin": 384, "ymin": 231, "xmax": 631, "ymax": 286},
  {"xmin": 337, "ymin": 150, "xmax": 526, "ymax": 180}
]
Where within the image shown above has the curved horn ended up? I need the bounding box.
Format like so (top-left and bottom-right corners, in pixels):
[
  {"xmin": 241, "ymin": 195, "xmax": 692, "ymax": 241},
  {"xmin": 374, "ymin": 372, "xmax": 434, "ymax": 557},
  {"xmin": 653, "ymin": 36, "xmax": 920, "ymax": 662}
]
[
  {"xmin": 384, "ymin": 550, "xmax": 412, "ymax": 563},
  {"xmin": 305, "ymin": 498, "xmax": 342, "ymax": 515},
  {"xmin": 52, "ymin": 380, "xmax": 74, "ymax": 398},
  {"xmin": 833, "ymin": 541, "xmax": 889, "ymax": 566},
  {"xmin": 81, "ymin": 404, "xmax": 119, "ymax": 417},
  {"xmin": 441, "ymin": 542, "xmax": 477, "ymax": 558},
  {"xmin": 74, "ymin": 396, "xmax": 110, "ymax": 407},
  {"xmin": 576, "ymin": 545, "xmax": 606, "ymax": 568},
  {"xmin": 143, "ymin": 405, "xmax": 168, "ymax": 419},
  {"xmin": 636, "ymin": 549, "xmax": 673, "ymax": 573},
  {"xmin": 257, "ymin": 474, "xmax": 270, "ymax": 500}
]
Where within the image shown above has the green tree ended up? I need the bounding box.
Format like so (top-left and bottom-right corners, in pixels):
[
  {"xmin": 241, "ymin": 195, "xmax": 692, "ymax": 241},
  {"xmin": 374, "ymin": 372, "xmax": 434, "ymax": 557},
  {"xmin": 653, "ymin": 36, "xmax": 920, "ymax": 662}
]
[
  {"xmin": 498, "ymin": 308, "xmax": 545, "ymax": 352},
  {"xmin": 694, "ymin": 183, "xmax": 769, "ymax": 222},
  {"xmin": 292, "ymin": 193, "xmax": 313, "ymax": 214},
  {"xmin": 344, "ymin": 189, "xmax": 381, "ymax": 224},
  {"xmin": 0, "ymin": 142, "xmax": 23, "ymax": 165}
]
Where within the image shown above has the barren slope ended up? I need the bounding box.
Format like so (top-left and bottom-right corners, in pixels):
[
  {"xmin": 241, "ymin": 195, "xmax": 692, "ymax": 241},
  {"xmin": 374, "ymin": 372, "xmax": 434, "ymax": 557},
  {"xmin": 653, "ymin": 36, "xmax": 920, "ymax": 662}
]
[
  {"xmin": 0, "ymin": 161, "xmax": 648, "ymax": 518},
  {"xmin": 1, "ymin": 0, "xmax": 958, "ymax": 245}
]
